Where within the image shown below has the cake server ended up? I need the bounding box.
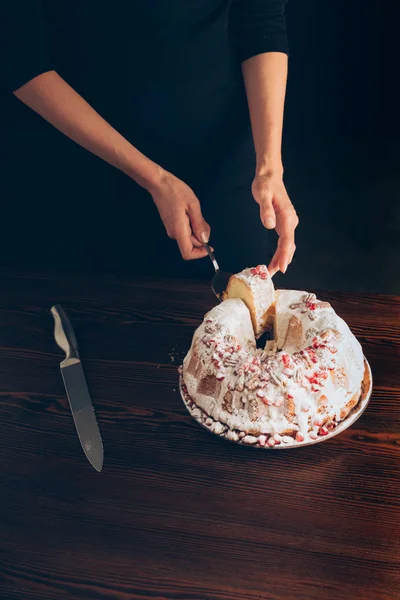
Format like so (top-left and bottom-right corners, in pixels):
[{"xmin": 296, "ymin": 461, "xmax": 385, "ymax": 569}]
[
  {"xmin": 203, "ymin": 243, "xmax": 232, "ymax": 301},
  {"xmin": 51, "ymin": 304, "xmax": 104, "ymax": 472}
]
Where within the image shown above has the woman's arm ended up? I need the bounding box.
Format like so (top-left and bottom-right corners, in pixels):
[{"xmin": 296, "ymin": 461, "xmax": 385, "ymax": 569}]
[
  {"xmin": 242, "ymin": 52, "xmax": 298, "ymax": 275},
  {"xmin": 242, "ymin": 52, "xmax": 287, "ymax": 178},
  {"xmin": 14, "ymin": 71, "xmax": 162, "ymax": 190},
  {"xmin": 13, "ymin": 72, "xmax": 210, "ymax": 259},
  {"xmin": 1, "ymin": 1, "xmax": 210, "ymax": 259},
  {"xmin": 14, "ymin": 71, "xmax": 210, "ymax": 260},
  {"xmin": 230, "ymin": 0, "xmax": 298, "ymax": 275}
]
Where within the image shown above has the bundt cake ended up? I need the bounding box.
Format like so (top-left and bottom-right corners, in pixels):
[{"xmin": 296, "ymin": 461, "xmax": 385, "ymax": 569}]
[{"xmin": 181, "ymin": 265, "xmax": 369, "ymax": 446}]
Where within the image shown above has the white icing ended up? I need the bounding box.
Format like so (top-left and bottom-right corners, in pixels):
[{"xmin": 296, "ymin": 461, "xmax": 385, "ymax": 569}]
[{"xmin": 182, "ymin": 273, "xmax": 365, "ymax": 441}]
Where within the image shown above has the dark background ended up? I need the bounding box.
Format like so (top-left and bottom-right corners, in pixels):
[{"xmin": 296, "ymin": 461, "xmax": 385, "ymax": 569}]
[
  {"xmin": 0, "ymin": 0, "xmax": 398, "ymax": 293},
  {"xmin": 281, "ymin": 0, "xmax": 399, "ymax": 293}
]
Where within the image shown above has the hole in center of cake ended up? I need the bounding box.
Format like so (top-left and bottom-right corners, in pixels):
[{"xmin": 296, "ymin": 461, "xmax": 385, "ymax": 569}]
[{"xmin": 256, "ymin": 330, "xmax": 272, "ymax": 348}]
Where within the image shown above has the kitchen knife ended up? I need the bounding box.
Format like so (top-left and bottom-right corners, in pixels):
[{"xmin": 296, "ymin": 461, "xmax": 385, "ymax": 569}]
[{"xmin": 51, "ymin": 304, "xmax": 104, "ymax": 472}]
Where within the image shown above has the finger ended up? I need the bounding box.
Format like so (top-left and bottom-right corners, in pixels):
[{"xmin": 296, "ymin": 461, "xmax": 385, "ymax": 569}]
[
  {"xmin": 192, "ymin": 246, "xmax": 209, "ymax": 259},
  {"xmin": 274, "ymin": 236, "xmax": 296, "ymax": 273},
  {"xmin": 288, "ymin": 244, "xmax": 296, "ymax": 264},
  {"xmin": 190, "ymin": 235, "xmax": 214, "ymax": 252},
  {"xmin": 177, "ymin": 237, "xmax": 208, "ymax": 260},
  {"xmin": 274, "ymin": 209, "xmax": 298, "ymax": 272},
  {"xmin": 175, "ymin": 220, "xmax": 208, "ymax": 260},
  {"xmin": 255, "ymin": 185, "xmax": 276, "ymax": 229},
  {"xmin": 267, "ymin": 254, "xmax": 280, "ymax": 277},
  {"xmin": 175, "ymin": 217, "xmax": 196, "ymax": 260},
  {"xmin": 274, "ymin": 205, "xmax": 299, "ymax": 235},
  {"xmin": 267, "ymin": 234, "xmax": 295, "ymax": 275},
  {"xmin": 190, "ymin": 234, "xmax": 203, "ymax": 248},
  {"xmin": 278, "ymin": 238, "xmax": 296, "ymax": 273},
  {"xmin": 187, "ymin": 200, "xmax": 211, "ymax": 244}
]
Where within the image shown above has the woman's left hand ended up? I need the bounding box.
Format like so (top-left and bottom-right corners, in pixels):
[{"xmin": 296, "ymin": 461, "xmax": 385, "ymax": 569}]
[{"xmin": 252, "ymin": 172, "xmax": 299, "ymax": 276}]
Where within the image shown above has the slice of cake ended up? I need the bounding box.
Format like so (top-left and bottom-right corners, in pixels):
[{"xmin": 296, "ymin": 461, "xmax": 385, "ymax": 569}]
[{"xmin": 223, "ymin": 265, "xmax": 275, "ymax": 337}]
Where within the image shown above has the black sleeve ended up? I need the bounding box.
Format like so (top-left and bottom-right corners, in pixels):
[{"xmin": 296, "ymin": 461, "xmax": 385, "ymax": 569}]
[
  {"xmin": 230, "ymin": 0, "xmax": 289, "ymax": 64},
  {"xmin": 0, "ymin": 1, "xmax": 55, "ymax": 93}
]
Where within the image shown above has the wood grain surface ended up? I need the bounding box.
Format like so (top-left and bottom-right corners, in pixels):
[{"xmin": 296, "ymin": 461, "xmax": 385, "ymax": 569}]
[{"xmin": 0, "ymin": 267, "xmax": 399, "ymax": 600}]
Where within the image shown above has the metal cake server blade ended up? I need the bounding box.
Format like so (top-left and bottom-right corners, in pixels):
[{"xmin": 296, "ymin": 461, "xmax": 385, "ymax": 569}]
[
  {"xmin": 51, "ymin": 305, "xmax": 104, "ymax": 472},
  {"xmin": 203, "ymin": 243, "xmax": 232, "ymax": 302}
]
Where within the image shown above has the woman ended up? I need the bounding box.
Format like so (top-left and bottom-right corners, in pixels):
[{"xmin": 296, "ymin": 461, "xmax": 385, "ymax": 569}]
[{"xmin": 0, "ymin": 1, "xmax": 298, "ymax": 277}]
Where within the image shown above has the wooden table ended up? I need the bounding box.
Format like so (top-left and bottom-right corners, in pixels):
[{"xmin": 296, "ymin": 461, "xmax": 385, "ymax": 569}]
[{"xmin": 0, "ymin": 268, "xmax": 399, "ymax": 600}]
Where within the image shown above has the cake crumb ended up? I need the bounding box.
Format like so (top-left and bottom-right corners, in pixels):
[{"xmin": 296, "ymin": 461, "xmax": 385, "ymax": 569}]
[{"xmin": 169, "ymin": 346, "xmax": 185, "ymax": 365}]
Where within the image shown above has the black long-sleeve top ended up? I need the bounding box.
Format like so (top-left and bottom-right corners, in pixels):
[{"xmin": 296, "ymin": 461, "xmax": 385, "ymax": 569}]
[
  {"xmin": 1, "ymin": 1, "xmax": 288, "ymax": 93},
  {"xmin": 0, "ymin": 1, "xmax": 289, "ymax": 271},
  {"xmin": 0, "ymin": 1, "xmax": 288, "ymax": 190}
]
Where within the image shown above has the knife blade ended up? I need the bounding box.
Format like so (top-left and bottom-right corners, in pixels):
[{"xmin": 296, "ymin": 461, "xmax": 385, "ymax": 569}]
[{"xmin": 51, "ymin": 304, "xmax": 104, "ymax": 472}]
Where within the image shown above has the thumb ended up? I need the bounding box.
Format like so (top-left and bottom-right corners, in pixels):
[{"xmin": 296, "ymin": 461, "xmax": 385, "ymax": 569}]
[
  {"xmin": 255, "ymin": 185, "xmax": 276, "ymax": 229},
  {"xmin": 187, "ymin": 200, "xmax": 211, "ymax": 244}
]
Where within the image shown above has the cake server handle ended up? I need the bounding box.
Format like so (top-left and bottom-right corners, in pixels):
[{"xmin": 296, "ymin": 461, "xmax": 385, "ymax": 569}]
[{"xmin": 203, "ymin": 243, "xmax": 220, "ymax": 273}]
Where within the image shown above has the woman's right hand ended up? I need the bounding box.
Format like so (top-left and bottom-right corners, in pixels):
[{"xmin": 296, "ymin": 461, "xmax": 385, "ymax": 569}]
[{"xmin": 149, "ymin": 171, "xmax": 211, "ymax": 260}]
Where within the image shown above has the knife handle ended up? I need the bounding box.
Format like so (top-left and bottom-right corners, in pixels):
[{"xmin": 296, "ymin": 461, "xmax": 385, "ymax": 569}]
[{"xmin": 51, "ymin": 304, "xmax": 80, "ymax": 361}]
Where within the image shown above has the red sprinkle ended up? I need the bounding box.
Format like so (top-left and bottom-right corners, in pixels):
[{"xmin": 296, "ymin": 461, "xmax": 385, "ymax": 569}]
[
  {"xmin": 319, "ymin": 426, "xmax": 329, "ymax": 436},
  {"xmin": 306, "ymin": 348, "xmax": 319, "ymax": 363},
  {"xmin": 312, "ymin": 337, "xmax": 325, "ymax": 349},
  {"xmin": 296, "ymin": 432, "xmax": 304, "ymax": 443},
  {"xmin": 307, "ymin": 369, "xmax": 329, "ymax": 386},
  {"xmin": 250, "ymin": 265, "xmax": 268, "ymax": 278}
]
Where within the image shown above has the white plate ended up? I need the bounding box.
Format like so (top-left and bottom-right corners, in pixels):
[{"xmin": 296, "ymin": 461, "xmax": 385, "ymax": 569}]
[{"xmin": 180, "ymin": 358, "xmax": 372, "ymax": 449}]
